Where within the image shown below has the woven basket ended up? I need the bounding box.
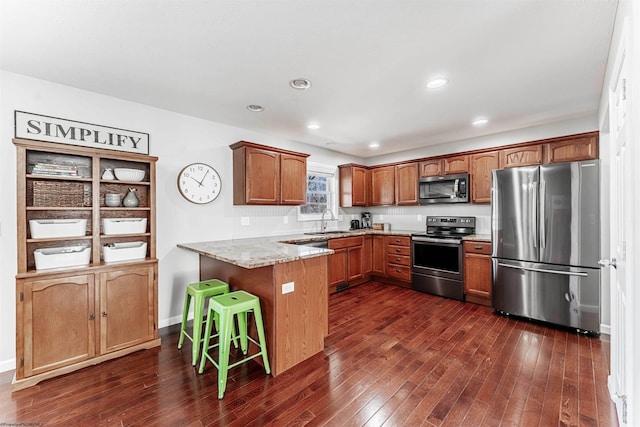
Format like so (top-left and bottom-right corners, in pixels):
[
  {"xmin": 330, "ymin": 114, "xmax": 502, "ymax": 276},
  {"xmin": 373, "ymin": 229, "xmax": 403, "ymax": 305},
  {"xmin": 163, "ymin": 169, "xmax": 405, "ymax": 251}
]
[{"xmin": 31, "ymin": 181, "xmax": 86, "ymax": 207}]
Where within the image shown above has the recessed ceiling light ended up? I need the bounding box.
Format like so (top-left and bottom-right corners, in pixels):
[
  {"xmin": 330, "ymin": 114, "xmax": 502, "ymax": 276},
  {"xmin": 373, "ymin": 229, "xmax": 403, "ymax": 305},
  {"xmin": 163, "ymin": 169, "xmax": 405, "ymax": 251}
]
[
  {"xmin": 369, "ymin": 142, "xmax": 380, "ymax": 149},
  {"xmin": 307, "ymin": 122, "xmax": 320, "ymax": 130},
  {"xmin": 426, "ymin": 78, "xmax": 448, "ymax": 89},
  {"xmin": 290, "ymin": 78, "xmax": 312, "ymax": 90},
  {"xmin": 246, "ymin": 104, "xmax": 264, "ymax": 112},
  {"xmin": 472, "ymin": 118, "xmax": 489, "ymax": 126}
]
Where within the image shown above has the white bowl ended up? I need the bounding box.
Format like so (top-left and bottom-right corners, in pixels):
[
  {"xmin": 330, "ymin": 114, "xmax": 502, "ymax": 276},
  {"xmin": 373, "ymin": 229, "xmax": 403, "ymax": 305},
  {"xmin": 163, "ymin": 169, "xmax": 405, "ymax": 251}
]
[{"xmin": 114, "ymin": 168, "xmax": 145, "ymax": 182}]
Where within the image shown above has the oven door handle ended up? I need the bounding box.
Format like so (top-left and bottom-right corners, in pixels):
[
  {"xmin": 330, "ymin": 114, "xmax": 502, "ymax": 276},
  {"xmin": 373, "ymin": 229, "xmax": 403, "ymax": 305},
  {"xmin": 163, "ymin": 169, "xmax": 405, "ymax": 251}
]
[{"xmin": 412, "ymin": 236, "xmax": 462, "ymax": 245}]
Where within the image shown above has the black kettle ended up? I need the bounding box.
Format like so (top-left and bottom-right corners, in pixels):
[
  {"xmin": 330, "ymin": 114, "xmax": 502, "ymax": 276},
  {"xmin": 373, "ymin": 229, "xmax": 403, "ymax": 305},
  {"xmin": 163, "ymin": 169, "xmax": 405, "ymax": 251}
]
[{"xmin": 350, "ymin": 219, "xmax": 361, "ymax": 230}]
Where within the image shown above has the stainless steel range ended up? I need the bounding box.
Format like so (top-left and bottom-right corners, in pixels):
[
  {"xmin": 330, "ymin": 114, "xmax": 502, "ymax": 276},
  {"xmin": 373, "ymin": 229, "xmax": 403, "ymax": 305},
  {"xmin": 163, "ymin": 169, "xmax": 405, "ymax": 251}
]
[{"xmin": 411, "ymin": 216, "xmax": 475, "ymax": 300}]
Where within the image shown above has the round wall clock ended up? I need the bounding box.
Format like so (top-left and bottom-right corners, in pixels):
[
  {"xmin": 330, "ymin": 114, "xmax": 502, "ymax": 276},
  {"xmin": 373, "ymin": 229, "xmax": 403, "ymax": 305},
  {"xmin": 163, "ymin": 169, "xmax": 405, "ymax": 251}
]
[{"xmin": 177, "ymin": 163, "xmax": 222, "ymax": 204}]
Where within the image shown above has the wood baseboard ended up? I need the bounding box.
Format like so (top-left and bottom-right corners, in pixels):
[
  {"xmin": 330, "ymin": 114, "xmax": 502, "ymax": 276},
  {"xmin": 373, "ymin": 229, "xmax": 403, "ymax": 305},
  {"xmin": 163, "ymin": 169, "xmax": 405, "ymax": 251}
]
[{"xmin": 11, "ymin": 338, "xmax": 161, "ymax": 392}]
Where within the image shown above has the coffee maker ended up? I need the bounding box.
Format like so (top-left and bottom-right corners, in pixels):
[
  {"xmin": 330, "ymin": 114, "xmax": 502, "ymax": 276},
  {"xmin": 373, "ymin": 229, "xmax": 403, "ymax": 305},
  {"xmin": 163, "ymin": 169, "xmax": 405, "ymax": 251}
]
[{"xmin": 361, "ymin": 212, "xmax": 372, "ymax": 229}]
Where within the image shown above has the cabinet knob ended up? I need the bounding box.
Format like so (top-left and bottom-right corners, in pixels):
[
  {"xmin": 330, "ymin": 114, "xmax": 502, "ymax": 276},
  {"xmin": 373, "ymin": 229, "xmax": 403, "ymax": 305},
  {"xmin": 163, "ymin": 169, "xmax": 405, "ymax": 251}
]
[
  {"xmin": 396, "ymin": 248, "xmax": 401, "ymax": 253},
  {"xmin": 102, "ymin": 311, "xmax": 108, "ymax": 317},
  {"xmin": 396, "ymin": 257, "xmax": 401, "ymax": 262},
  {"xmin": 474, "ymin": 246, "xmax": 483, "ymax": 250},
  {"xmin": 89, "ymin": 314, "xmax": 95, "ymax": 321}
]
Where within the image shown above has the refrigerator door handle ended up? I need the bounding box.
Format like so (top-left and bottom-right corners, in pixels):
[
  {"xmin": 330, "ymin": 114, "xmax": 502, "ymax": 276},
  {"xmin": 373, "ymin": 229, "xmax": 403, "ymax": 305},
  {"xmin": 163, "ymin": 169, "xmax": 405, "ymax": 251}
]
[
  {"xmin": 498, "ymin": 262, "xmax": 589, "ymax": 277},
  {"xmin": 540, "ymin": 180, "xmax": 546, "ymax": 249},
  {"xmin": 532, "ymin": 182, "xmax": 538, "ymax": 248}
]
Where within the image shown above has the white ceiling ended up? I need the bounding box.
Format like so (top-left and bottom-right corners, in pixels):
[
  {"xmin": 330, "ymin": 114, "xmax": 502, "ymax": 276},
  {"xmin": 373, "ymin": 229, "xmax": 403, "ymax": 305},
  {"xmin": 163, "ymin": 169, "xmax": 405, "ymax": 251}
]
[{"xmin": 0, "ymin": 0, "xmax": 618, "ymax": 158}]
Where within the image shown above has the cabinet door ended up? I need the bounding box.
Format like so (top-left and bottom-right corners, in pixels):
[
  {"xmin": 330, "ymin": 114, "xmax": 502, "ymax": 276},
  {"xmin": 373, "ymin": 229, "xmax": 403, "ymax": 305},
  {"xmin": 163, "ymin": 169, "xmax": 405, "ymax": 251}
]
[
  {"xmin": 20, "ymin": 274, "xmax": 96, "ymax": 378},
  {"xmin": 245, "ymin": 147, "xmax": 280, "ymax": 204},
  {"xmin": 363, "ymin": 236, "xmax": 372, "ymax": 275},
  {"xmin": 543, "ymin": 135, "xmax": 598, "ymax": 164},
  {"xmin": 352, "ymin": 166, "xmax": 369, "ymax": 206},
  {"xmin": 464, "ymin": 254, "xmax": 492, "ymax": 299},
  {"xmin": 445, "ymin": 155, "xmax": 469, "ymax": 174},
  {"xmin": 371, "ymin": 166, "xmax": 395, "ymax": 205},
  {"xmin": 99, "ymin": 265, "xmax": 156, "ymax": 354},
  {"xmin": 328, "ymin": 248, "xmax": 348, "ymax": 288},
  {"xmin": 470, "ymin": 151, "xmax": 500, "ymax": 204},
  {"xmin": 395, "ymin": 163, "xmax": 419, "ymax": 205},
  {"xmin": 280, "ymin": 153, "xmax": 307, "ymax": 205},
  {"xmin": 500, "ymin": 145, "xmax": 543, "ymax": 168},
  {"xmin": 347, "ymin": 246, "xmax": 364, "ymax": 282},
  {"xmin": 372, "ymin": 235, "xmax": 386, "ymax": 275},
  {"xmin": 419, "ymin": 159, "xmax": 443, "ymax": 177}
]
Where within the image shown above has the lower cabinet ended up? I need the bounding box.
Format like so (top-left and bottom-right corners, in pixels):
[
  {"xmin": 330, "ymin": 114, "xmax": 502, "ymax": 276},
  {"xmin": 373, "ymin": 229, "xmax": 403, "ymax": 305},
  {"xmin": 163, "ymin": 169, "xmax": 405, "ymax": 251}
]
[
  {"xmin": 328, "ymin": 236, "xmax": 365, "ymax": 293},
  {"xmin": 371, "ymin": 235, "xmax": 386, "ymax": 275},
  {"xmin": 385, "ymin": 236, "xmax": 412, "ymax": 284},
  {"xmin": 14, "ymin": 261, "xmax": 160, "ymax": 390},
  {"xmin": 463, "ymin": 241, "xmax": 492, "ymax": 305}
]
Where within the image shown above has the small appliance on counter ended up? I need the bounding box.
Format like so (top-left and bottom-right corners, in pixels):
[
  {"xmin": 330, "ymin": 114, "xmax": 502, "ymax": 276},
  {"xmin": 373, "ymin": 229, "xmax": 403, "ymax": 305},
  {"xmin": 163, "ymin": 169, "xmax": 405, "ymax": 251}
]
[
  {"xmin": 361, "ymin": 212, "xmax": 372, "ymax": 229},
  {"xmin": 350, "ymin": 219, "xmax": 361, "ymax": 230}
]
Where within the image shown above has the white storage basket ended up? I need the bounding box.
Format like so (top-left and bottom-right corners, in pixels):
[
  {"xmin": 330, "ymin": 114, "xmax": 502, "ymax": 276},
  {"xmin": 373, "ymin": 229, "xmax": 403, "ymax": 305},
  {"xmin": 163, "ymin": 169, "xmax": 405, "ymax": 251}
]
[
  {"xmin": 34, "ymin": 245, "xmax": 91, "ymax": 270},
  {"xmin": 103, "ymin": 241, "xmax": 147, "ymax": 262},
  {"xmin": 102, "ymin": 218, "xmax": 147, "ymax": 235},
  {"xmin": 29, "ymin": 219, "xmax": 87, "ymax": 239}
]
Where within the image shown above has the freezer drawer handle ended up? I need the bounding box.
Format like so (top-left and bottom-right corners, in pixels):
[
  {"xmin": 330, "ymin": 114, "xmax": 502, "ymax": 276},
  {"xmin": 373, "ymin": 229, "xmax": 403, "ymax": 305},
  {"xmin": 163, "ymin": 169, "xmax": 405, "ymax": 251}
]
[{"xmin": 498, "ymin": 262, "xmax": 589, "ymax": 277}]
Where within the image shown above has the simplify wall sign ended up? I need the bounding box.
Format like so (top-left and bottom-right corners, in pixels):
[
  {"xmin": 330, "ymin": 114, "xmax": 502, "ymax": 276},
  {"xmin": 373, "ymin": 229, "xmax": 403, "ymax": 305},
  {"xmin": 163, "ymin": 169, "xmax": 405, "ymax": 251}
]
[{"xmin": 14, "ymin": 111, "xmax": 149, "ymax": 155}]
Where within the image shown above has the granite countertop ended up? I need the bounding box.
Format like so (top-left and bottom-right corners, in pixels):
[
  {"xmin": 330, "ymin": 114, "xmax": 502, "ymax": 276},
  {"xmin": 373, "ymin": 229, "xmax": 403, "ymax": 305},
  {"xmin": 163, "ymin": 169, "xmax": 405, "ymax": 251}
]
[
  {"xmin": 177, "ymin": 229, "xmax": 417, "ymax": 269},
  {"xmin": 462, "ymin": 234, "xmax": 492, "ymax": 242}
]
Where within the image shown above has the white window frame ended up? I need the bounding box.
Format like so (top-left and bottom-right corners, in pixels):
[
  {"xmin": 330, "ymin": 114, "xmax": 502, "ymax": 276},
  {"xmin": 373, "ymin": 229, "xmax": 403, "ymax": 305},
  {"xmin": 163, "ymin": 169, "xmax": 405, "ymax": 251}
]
[{"xmin": 297, "ymin": 162, "xmax": 338, "ymax": 222}]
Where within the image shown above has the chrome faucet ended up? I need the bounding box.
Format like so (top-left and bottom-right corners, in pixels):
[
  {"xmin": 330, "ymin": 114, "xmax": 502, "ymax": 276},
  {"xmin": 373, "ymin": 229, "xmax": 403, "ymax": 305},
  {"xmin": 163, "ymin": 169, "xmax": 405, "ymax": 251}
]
[{"xmin": 320, "ymin": 208, "xmax": 335, "ymax": 233}]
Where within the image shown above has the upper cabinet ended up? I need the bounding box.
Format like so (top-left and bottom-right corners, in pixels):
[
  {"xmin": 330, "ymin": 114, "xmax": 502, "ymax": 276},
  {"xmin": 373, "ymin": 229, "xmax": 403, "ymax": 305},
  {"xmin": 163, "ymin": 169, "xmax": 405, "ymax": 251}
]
[
  {"xmin": 339, "ymin": 164, "xmax": 369, "ymax": 207},
  {"xmin": 370, "ymin": 166, "xmax": 395, "ymax": 206},
  {"xmin": 470, "ymin": 151, "xmax": 500, "ymax": 204},
  {"xmin": 395, "ymin": 162, "xmax": 419, "ymax": 205},
  {"xmin": 230, "ymin": 141, "xmax": 309, "ymax": 205},
  {"xmin": 543, "ymin": 134, "xmax": 598, "ymax": 164},
  {"xmin": 419, "ymin": 155, "xmax": 469, "ymax": 177},
  {"xmin": 500, "ymin": 144, "xmax": 543, "ymax": 168},
  {"xmin": 444, "ymin": 155, "xmax": 469, "ymax": 174}
]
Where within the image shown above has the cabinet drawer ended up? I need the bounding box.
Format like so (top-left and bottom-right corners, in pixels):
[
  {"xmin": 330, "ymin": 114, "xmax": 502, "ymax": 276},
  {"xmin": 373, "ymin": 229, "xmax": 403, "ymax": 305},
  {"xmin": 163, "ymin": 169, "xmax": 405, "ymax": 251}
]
[
  {"xmin": 328, "ymin": 236, "xmax": 363, "ymax": 250},
  {"xmin": 387, "ymin": 245, "xmax": 411, "ymax": 256},
  {"xmin": 386, "ymin": 254, "xmax": 411, "ymax": 266},
  {"xmin": 385, "ymin": 236, "xmax": 411, "ymax": 246},
  {"xmin": 386, "ymin": 265, "xmax": 411, "ymax": 281},
  {"xmin": 463, "ymin": 241, "xmax": 492, "ymax": 255}
]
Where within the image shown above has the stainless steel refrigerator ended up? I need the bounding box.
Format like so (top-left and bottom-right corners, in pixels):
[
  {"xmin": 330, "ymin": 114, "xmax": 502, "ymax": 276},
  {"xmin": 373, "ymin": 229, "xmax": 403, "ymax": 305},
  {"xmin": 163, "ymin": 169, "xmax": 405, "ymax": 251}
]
[{"xmin": 491, "ymin": 160, "xmax": 601, "ymax": 333}]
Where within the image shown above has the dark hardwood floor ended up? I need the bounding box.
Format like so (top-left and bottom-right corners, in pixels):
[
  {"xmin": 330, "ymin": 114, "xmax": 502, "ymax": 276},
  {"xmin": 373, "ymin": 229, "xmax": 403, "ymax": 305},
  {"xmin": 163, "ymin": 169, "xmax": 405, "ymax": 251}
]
[{"xmin": 0, "ymin": 281, "xmax": 617, "ymax": 426}]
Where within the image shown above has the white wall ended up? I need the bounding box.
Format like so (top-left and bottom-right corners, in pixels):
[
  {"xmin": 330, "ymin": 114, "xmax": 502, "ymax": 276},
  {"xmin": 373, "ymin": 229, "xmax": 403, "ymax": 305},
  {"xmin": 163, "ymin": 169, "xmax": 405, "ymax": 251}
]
[{"xmin": 0, "ymin": 70, "xmax": 607, "ymax": 373}]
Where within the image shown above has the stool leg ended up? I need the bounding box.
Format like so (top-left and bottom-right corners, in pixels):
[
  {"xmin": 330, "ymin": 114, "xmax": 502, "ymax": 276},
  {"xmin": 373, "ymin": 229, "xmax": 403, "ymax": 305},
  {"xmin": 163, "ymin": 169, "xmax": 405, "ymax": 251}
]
[
  {"xmin": 191, "ymin": 295, "xmax": 205, "ymax": 366},
  {"xmin": 198, "ymin": 305, "xmax": 215, "ymax": 374},
  {"xmin": 237, "ymin": 311, "xmax": 248, "ymax": 354},
  {"xmin": 252, "ymin": 304, "xmax": 271, "ymax": 375},
  {"xmin": 177, "ymin": 293, "xmax": 192, "ymax": 349},
  {"xmin": 217, "ymin": 308, "xmax": 233, "ymax": 399}
]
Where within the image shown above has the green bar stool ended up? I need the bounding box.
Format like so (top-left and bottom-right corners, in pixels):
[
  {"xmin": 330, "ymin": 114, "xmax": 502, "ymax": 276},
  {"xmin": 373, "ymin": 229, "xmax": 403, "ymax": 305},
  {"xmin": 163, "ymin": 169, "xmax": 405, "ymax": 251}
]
[
  {"xmin": 177, "ymin": 279, "xmax": 230, "ymax": 365},
  {"xmin": 198, "ymin": 290, "xmax": 271, "ymax": 399}
]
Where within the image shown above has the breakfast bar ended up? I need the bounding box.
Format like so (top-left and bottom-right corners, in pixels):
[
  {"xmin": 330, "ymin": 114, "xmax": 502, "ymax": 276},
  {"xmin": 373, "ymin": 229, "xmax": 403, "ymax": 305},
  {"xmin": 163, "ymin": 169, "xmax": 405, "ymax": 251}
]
[{"xmin": 177, "ymin": 237, "xmax": 331, "ymax": 376}]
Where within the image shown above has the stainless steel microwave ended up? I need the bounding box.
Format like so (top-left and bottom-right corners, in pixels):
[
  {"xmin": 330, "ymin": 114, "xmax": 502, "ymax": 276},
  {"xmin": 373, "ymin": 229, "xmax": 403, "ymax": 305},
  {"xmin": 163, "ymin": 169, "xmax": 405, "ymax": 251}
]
[{"xmin": 418, "ymin": 173, "xmax": 469, "ymax": 204}]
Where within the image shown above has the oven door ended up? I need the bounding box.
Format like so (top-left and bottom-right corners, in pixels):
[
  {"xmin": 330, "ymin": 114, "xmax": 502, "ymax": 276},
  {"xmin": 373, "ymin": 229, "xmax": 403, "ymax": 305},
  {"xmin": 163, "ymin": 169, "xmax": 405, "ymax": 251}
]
[{"xmin": 411, "ymin": 236, "xmax": 464, "ymax": 300}]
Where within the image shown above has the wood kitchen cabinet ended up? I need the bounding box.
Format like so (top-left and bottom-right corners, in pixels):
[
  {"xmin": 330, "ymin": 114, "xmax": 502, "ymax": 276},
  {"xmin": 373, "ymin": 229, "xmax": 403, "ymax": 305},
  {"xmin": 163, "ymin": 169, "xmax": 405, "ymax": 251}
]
[
  {"xmin": 328, "ymin": 236, "xmax": 365, "ymax": 293},
  {"xmin": 444, "ymin": 154, "xmax": 469, "ymax": 174},
  {"xmin": 385, "ymin": 236, "xmax": 411, "ymax": 285},
  {"xmin": 395, "ymin": 162, "xmax": 419, "ymax": 205},
  {"xmin": 463, "ymin": 240, "xmax": 492, "ymax": 306},
  {"xmin": 371, "ymin": 166, "xmax": 395, "ymax": 205},
  {"xmin": 419, "ymin": 159, "xmax": 443, "ymax": 177},
  {"xmin": 13, "ymin": 138, "xmax": 160, "ymax": 391},
  {"xmin": 470, "ymin": 150, "xmax": 500, "ymax": 204},
  {"xmin": 543, "ymin": 134, "xmax": 598, "ymax": 163},
  {"xmin": 500, "ymin": 144, "xmax": 543, "ymax": 168},
  {"xmin": 339, "ymin": 164, "xmax": 369, "ymax": 207},
  {"xmin": 230, "ymin": 141, "xmax": 309, "ymax": 205},
  {"xmin": 371, "ymin": 235, "xmax": 386, "ymax": 276}
]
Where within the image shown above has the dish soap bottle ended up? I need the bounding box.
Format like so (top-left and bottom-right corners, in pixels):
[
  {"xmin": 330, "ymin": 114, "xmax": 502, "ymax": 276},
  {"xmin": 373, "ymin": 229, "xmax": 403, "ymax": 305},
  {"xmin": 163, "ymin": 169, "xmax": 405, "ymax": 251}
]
[{"xmin": 122, "ymin": 188, "xmax": 139, "ymax": 207}]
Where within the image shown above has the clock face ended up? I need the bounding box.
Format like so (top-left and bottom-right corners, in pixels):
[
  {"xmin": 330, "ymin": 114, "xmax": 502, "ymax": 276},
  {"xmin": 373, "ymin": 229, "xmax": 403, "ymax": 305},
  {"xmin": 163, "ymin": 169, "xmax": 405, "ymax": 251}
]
[{"xmin": 177, "ymin": 163, "xmax": 221, "ymax": 204}]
